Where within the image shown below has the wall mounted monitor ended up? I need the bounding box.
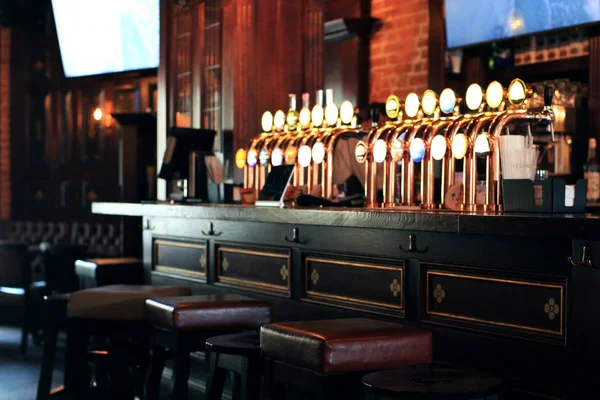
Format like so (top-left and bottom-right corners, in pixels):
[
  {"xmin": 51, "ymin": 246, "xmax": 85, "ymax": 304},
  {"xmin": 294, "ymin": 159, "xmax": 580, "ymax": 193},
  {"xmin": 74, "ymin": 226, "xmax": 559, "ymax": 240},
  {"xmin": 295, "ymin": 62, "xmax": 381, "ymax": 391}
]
[
  {"xmin": 445, "ymin": 0, "xmax": 600, "ymax": 49},
  {"xmin": 51, "ymin": 0, "xmax": 160, "ymax": 78}
]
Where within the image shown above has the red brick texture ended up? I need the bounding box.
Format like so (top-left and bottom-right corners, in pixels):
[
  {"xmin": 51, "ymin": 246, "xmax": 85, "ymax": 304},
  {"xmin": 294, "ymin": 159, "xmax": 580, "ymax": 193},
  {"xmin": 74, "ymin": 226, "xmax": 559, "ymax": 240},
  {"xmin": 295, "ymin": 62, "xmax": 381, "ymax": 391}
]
[
  {"xmin": 370, "ymin": 0, "xmax": 429, "ymax": 103},
  {"xmin": 0, "ymin": 28, "xmax": 10, "ymax": 220}
]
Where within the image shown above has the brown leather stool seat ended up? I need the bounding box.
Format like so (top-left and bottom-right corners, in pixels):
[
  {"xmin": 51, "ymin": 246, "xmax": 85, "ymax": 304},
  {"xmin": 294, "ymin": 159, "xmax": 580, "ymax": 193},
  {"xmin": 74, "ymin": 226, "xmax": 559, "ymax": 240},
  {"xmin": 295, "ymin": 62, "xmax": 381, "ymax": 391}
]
[
  {"xmin": 146, "ymin": 294, "xmax": 272, "ymax": 332},
  {"xmin": 67, "ymin": 284, "xmax": 191, "ymax": 320},
  {"xmin": 144, "ymin": 294, "xmax": 272, "ymax": 400},
  {"xmin": 260, "ymin": 318, "xmax": 432, "ymax": 400},
  {"xmin": 261, "ymin": 317, "xmax": 432, "ymax": 373},
  {"xmin": 75, "ymin": 257, "xmax": 143, "ymax": 287}
]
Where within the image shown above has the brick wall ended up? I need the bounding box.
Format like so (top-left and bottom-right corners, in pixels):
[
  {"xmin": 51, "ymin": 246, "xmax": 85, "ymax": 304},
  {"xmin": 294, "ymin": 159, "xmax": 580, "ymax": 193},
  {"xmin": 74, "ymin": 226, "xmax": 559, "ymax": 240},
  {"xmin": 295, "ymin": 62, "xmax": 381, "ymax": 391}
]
[
  {"xmin": 370, "ymin": 0, "xmax": 429, "ymax": 103},
  {"xmin": 0, "ymin": 28, "xmax": 10, "ymax": 220}
]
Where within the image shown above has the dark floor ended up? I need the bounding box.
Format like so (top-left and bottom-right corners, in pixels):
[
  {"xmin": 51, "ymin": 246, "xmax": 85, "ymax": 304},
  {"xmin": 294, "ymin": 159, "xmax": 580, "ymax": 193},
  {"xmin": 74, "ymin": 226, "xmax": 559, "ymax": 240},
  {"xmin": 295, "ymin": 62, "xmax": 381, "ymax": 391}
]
[{"xmin": 0, "ymin": 326, "xmax": 64, "ymax": 400}]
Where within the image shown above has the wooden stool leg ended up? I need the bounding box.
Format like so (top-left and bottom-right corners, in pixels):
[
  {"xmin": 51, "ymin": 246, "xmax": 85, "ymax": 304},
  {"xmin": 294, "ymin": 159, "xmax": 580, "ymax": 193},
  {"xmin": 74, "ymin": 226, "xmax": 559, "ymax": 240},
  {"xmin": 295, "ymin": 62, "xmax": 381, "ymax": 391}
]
[
  {"xmin": 205, "ymin": 352, "xmax": 227, "ymax": 400},
  {"xmin": 20, "ymin": 290, "xmax": 31, "ymax": 356},
  {"xmin": 240, "ymin": 356, "xmax": 260, "ymax": 400},
  {"xmin": 64, "ymin": 319, "xmax": 89, "ymax": 395},
  {"xmin": 263, "ymin": 358, "xmax": 286, "ymax": 400},
  {"xmin": 145, "ymin": 344, "xmax": 168, "ymax": 400},
  {"xmin": 36, "ymin": 316, "xmax": 58, "ymax": 400},
  {"xmin": 169, "ymin": 338, "xmax": 191, "ymax": 400}
]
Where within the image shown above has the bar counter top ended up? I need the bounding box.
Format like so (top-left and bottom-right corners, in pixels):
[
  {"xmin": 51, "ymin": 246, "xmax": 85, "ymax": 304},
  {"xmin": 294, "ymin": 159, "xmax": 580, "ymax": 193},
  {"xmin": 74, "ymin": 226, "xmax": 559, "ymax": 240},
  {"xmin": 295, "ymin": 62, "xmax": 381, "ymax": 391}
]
[{"xmin": 92, "ymin": 202, "xmax": 600, "ymax": 238}]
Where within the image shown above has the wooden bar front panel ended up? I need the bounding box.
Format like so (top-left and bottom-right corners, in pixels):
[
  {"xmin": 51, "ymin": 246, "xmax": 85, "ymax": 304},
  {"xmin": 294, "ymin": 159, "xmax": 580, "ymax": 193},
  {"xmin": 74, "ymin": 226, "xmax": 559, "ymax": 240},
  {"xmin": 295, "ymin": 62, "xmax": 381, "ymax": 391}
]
[
  {"xmin": 215, "ymin": 243, "xmax": 291, "ymax": 297},
  {"xmin": 153, "ymin": 239, "xmax": 207, "ymax": 280},
  {"xmin": 422, "ymin": 264, "xmax": 566, "ymax": 343},
  {"xmin": 303, "ymin": 254, "xmax": 404, "ymax": 317}
]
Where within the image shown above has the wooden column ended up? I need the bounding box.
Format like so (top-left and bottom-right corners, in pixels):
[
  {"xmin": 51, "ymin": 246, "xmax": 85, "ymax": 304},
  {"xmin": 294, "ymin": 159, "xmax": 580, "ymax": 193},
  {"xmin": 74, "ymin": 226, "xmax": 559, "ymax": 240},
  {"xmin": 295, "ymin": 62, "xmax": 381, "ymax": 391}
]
[
  {"xmin": 303, "ymin": 0, "xmax": 324, "ymax": 99},
  {"xmin": 589, "ymin": 35, "xmax": 600, "ymax": 141},
  {"xmin": 0, "ymin": 27, "xmax": 10, "ymax": 220}
]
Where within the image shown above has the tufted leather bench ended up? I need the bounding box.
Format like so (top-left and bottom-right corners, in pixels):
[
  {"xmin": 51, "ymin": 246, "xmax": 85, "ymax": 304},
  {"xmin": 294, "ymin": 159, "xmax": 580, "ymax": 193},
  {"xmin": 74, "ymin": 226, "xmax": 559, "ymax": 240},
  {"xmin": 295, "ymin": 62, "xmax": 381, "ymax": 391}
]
[
  {"xmin": 260, "ymin": 318, "xmax": 432, "ymax": 400},
  {"xmin": 144, "ymin": 294, "xmax": 272, "ymax": 400},
  {"xmin": 0, "ymin": 220, "xmax": 122, "ymax": 257}
]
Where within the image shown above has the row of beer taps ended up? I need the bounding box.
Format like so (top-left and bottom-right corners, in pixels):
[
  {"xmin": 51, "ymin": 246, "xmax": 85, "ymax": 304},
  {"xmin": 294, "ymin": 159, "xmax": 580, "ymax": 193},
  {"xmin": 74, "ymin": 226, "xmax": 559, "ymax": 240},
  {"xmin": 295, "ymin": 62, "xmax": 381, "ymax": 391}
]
[{"xmin": 236, "ymin": 78, "xmax": 555, "ymax": 211}]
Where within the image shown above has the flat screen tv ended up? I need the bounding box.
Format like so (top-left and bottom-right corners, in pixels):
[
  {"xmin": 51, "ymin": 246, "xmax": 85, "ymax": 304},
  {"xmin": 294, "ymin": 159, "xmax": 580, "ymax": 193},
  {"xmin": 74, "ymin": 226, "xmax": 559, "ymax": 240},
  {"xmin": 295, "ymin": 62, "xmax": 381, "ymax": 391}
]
[
  {"xmin": 445, "ymin": 0, "xmax": 600, "ymax": 49},
  {"xmin": 51, "ymin": 0, "xmax": 160, "ymax": 78}
]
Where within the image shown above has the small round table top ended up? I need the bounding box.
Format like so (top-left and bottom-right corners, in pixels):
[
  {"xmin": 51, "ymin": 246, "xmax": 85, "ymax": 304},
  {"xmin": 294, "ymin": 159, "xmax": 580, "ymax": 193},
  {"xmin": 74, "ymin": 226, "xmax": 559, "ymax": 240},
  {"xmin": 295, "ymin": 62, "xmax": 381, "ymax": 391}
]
[
  {"xmin": 205, "ymin": 331, "xmax": 261, "ymax": 357},
  {"xmin": 362, "ymin": 367, "xmax": 503, "ymax": 399}
]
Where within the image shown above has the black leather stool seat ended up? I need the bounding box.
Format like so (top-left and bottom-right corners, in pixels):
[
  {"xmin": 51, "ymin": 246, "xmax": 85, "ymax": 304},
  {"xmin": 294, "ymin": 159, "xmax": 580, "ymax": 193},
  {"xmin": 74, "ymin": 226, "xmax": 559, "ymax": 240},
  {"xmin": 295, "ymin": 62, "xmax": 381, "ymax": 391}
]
[
  {"xmin": 362, "ymin": 367, "xmax": 504, "ymax": 399},
  {"xmin": 260, "ymin": 318, "xmax": 433, "ymax": 373},
  {"xmin": 75, "ymin": 257, "xmax": 143, "ymax": 286},
  {"xmin": 146, "ymin": 294, "xmax": 272, "ymax": 332}
]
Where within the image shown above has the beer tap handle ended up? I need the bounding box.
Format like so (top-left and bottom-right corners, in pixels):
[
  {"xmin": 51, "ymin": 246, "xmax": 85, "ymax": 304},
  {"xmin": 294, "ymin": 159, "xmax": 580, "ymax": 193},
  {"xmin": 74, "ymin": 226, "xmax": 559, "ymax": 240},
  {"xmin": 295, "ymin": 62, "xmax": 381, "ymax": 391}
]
[
  {"xmin": 544, "ymin": 86, "xmax": 553, "ymax": 108},
  {"xmin": 371, "ymin": 107, "xmax": 380, "ymax": 128},
  {"xmin": 543, "ymin": 86, "xmax": 555, "ymax": 143}
]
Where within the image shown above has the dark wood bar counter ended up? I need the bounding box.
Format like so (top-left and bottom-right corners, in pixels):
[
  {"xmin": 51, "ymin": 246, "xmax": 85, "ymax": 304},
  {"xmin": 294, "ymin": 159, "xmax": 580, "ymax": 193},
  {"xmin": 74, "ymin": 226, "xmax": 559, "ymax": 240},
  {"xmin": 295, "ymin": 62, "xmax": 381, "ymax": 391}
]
[{"xmin": 94, "ymin": 202, "xmax": 600, "ymax": 398}]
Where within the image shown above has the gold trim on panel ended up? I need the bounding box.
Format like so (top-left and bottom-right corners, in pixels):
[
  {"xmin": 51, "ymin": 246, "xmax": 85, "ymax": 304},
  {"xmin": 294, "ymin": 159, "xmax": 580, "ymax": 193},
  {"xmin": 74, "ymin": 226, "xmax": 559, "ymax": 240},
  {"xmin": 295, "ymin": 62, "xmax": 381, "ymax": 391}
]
[
  {"xmin": 153, "ymin": 239, "xmax": 207, "ymax": 277},
  {"xmin": 222, "ymin": 257, "xmax": 230, "ymax": 272},
  {"xmin": 304, "ymin": 257, "xmax": 404, "ymax": 311},
  {"xmin": 155, "ymin": 265, "xmax": 207, "ymax": 278},
  {"xmin": 425, "ymin": 270, "xmax": 565, "ymax": 336},
  {"xmin": 199, "ymin": 254, "xmax": 207, "ymax": 270},
  {"xmin": 218, "ymin": 247, "xmax": 288, "ymax": 259},
  {"xmin": 311, "ymin": 268, "xmax": 319, "ymax": 285}
]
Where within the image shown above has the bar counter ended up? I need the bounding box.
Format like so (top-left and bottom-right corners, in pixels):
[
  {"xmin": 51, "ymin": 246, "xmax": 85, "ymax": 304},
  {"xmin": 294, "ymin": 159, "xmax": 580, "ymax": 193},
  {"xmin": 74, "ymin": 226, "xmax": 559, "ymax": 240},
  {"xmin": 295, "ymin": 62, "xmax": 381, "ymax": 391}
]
[{"xmin": 93, "ymin": 202, "xmax": 600, "ymax": 398}]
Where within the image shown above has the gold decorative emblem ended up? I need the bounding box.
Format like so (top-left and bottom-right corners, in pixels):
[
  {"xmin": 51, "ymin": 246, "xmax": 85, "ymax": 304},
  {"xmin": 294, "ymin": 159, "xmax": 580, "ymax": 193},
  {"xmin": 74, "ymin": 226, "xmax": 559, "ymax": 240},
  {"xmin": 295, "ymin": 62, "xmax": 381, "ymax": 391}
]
[
  {"xmin": 199, "ymin": 254, "xmax": 207, "ymax": 270},
  {"xmin": 280, "ymin": 265, "xmax": 289, "ymax": 281},
  {"xmin": 390, "ymin": 279, "xmax": 401, "ymax": 297},
  {"xmin": 222, "ymin": 257, "xmax": 230, "ymax": 272},
  {"xmin": 87, "ymin": 190, "xmax": 98, "ymax": 203},
  {"xmin": 544, "ymin": 298, "xmax": 560, "ymax": 321},
  {"xmin": 433, "ymin": 284, "xmax": 446, "ymax": 304},
  {"xmin": 311, "ymin": 268, "xmax": 319, "ymax": 285}
]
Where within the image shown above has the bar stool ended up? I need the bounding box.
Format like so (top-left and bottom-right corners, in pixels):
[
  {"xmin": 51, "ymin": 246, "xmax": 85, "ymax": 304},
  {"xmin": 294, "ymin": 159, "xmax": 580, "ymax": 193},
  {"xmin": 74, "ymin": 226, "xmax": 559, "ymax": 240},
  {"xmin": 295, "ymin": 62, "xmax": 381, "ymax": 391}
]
[
  {"xmin": 362, "ymin": 367, "xmax": 504, "ymax": 399},
  {"xmin": 75, "ymin": 257, "xmax": 143, "ymax": 288},
  {"xmin": 260, "ymin": 318, "xmax": 433, "ymax": 400},
  {"xmin": 205, "ymin": 331, "xmax": 262, "ymax": 400},
  {"xmin": 38, "ymin": 284, "xmax": 190, "ymax": 400},
  {"xmin": 144, "ymin": 294, "xmax": 272, "ymax": 400}
]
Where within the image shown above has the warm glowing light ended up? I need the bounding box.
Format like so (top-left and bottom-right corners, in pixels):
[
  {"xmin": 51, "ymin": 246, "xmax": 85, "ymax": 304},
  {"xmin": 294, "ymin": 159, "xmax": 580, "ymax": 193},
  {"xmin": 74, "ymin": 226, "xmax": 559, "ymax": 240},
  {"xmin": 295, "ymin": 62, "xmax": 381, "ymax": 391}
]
[
  {"xmin": 259, "ymin": 148, "xmax": 270, "ymax": 166},
  {"xmin": 452, "ymin": 133, "xmax": 468, "ymax": 159},
  {"xmin": 274, "ymin": 110, "xmax": 286, "ymax": 131},
  {"xmin": 508, "ymin": 78, "xmax": 527, "ymax": 106},
  {"xmin": 261, "ymin": 111, "xmax": 274, "ymax": 132},
  {"xmin": 312, "ymin": 141, "xmax": 326, "ymax": 164},
  {"xmin": 466, "ymin": 84, "xmax": 483, "ymax": 111},
  {"xmin": 410, "ymin": 138, "xmax": 426, "ymax": 162},
  {"xmin": 391, "ymin": 138, "xmax": 404, "ymax": 162},
  {"xmin": 285, "ymin": 147, "xmax": 297, "ymax": 164},
  {"xmin": 325, "ymin": 103, "xmax": 339, "ymax": 126},
  {"xmin": 431, "ymin": 135, "xmax": 447, "ymax": 161},
  {"xmin": 405, "ymin": 93, "xmax": 420, "ymax": 118},
  {"xmin": 340, "ymin": 101, "xmax": 354, "ymax": 125},
  {"xmin": 355, "ymin": 141, "xmax": 367, "ymax": 163},
  {"xmin": 485, "ymin": 81, "xmax": 504, "ymax": 109},
  {"xmin": 373, "ymin": 139, "xmax": 388, "ymax": 163},
  {"xmin": 385, "ymin": 95, "xmax": 401, "ymax": 120},
  {"xmin": 298, "ymin": 145, "xmax": 312, "ymax": 167},
  {"xmin": 299, "ymin": 108, "xmax": 311, "ymax": 128},
  {"xmin": 271, "ymin": 148, "xmax": 283, "ymax": 166},
  {"xmin": 421, "ymin": 90, "xmax": 437, "ymax": 116},
  {"xmin": 235, "ymin": 148, "xmax": 247, "ymax": 169},
  {"xmin": 439, "ymin": 88, "xmax": 457, "ymax": 114},
  {"xmin": 474, "ymin": 132, "xmax": 492, "ymax": 158},
  {"xmin": 93, "ymin": 107, "xmax": 103, "ymax": 121},
  {"xmin": 247, "ymin": 149, "xmax": 258, "ymax": 167},
  {"xmin": 311, "ymin": 105, "xmax": 324, "ymax": 127},
  {"xmin": 510, "ymin": 16, "xmax": 524, "ymax": 31}
]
